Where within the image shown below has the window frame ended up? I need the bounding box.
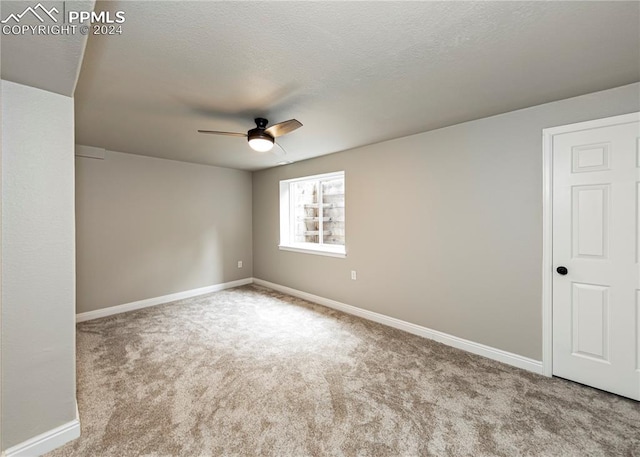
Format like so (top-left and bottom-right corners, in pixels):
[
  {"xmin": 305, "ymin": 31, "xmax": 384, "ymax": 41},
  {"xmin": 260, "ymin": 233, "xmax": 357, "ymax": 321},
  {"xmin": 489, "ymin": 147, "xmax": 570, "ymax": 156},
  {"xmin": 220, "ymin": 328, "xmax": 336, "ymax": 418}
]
[{"xmin": 279, "ymin": 171, "xmax": 346, "ymax": 258}]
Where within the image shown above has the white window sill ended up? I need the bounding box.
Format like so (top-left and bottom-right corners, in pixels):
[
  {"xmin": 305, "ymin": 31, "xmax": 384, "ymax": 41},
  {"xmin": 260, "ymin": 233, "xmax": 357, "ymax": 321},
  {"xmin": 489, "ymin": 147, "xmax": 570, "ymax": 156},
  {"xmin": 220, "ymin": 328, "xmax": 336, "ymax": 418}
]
[{"xmin": 278, "ymin": 244, "xmax": 346, "ymax": 258}]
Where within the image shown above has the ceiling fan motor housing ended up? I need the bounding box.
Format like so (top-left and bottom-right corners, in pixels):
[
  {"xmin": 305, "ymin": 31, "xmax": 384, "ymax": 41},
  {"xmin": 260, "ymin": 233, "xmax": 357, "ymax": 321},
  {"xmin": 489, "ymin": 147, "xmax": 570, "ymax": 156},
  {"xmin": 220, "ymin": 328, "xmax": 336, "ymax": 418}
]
[
  {"xmin": 247, "ymin": 118, "xmax": 275, "ymax": 151},
  {"xmin": 247, "ymin": 129, "xmax": 274, "ymax": 143},
  {"xmin": 248, "ymin": 118, "xmax": 274, "ymax": 144}
]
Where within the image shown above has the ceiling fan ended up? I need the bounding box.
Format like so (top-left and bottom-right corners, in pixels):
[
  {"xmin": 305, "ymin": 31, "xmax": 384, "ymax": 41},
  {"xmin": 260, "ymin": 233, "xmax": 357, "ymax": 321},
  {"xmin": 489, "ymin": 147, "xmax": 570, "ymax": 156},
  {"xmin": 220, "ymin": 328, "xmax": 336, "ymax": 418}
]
[{"xmin": 198, "ymin": 118, "xmax": 302, "ymax": 153}]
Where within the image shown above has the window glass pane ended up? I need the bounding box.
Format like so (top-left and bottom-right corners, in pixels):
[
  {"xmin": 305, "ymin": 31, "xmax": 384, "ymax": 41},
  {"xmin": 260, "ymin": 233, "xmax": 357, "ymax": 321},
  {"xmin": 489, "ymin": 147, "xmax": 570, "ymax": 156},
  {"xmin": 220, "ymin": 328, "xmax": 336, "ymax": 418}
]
[
  {"xmin": 292, "ymin": 180, "xmax": 318, "ymax": 244},
  {"xmin": 322, "ymin": 178, "xmax": 345, "ymax": 246}
]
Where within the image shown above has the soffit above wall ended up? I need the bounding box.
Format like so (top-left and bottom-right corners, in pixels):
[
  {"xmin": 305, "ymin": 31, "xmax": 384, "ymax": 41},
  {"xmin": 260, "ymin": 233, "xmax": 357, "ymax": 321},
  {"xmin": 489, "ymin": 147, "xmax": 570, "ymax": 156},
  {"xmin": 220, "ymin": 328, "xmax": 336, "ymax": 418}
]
[{"xmin": 1, "ymin": 1, "xmax": 95, "ymax": 97}]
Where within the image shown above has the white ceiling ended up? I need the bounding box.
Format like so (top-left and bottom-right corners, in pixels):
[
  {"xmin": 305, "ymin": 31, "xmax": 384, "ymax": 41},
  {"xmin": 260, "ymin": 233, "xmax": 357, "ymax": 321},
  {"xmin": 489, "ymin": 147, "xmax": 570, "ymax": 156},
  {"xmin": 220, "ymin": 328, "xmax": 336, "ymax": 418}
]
[{"xmin": 75, "ymin": 1, "xmax": 639, "ymax": 171}]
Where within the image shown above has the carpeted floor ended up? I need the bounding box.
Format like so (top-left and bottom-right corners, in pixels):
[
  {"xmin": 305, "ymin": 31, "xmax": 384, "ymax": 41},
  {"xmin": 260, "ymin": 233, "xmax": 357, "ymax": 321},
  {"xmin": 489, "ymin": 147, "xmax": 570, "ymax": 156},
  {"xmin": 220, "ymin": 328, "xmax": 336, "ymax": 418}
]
[{"xmin": 46, "ymin": 285, "xmax": 639, "ymax": 456}]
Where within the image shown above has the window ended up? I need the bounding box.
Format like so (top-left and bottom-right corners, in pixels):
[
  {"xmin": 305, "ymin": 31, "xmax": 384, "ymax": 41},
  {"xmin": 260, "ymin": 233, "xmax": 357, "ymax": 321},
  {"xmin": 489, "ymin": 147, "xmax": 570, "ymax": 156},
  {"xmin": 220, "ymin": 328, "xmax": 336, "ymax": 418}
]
[{"xmin": 279, "ymin": 171, "xmax": 345, "ymax": 257}]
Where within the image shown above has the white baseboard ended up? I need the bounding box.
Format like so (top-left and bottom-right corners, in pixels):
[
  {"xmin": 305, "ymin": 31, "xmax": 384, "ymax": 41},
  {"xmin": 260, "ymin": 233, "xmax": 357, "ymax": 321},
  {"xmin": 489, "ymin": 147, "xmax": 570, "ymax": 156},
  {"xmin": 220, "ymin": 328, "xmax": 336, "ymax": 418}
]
[
  {"xmin": 76, "ymin": 278, "xmax": 253, "ymax": 322},
  {"xmin": 4, "ymin": 402, "xmax": 80, "ymax": 457},
  {"xmin": 76, "ymin": 277, "xmax": 543, "ymax": 374},
  {"xmin": 253, "ymin": 278, "xmax": 544, "ymax": 375}
]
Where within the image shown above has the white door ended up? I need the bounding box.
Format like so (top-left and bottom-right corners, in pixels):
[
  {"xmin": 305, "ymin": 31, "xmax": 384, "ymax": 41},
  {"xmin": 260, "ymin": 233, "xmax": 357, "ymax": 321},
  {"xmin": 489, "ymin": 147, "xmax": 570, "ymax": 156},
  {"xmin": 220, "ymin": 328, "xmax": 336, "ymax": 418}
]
[{"xmin": 551, "ymin": 112, "xmax": 639, "ymax": 400}]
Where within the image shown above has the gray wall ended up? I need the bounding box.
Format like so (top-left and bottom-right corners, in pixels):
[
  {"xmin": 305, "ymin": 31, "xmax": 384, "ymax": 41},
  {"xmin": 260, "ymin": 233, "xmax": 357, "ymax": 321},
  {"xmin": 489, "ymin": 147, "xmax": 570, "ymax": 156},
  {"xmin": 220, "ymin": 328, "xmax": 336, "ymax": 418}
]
[
  {"xmin": 1, "ymin": 80, "xmax": 77, "ymax": 449},
  {"xmin": 253, "ymin": 83, "xmax": 640, "ymax": 361},
  {"xmin": 76, "ymin": 151, "xmax": 253, "ymax": 314}
]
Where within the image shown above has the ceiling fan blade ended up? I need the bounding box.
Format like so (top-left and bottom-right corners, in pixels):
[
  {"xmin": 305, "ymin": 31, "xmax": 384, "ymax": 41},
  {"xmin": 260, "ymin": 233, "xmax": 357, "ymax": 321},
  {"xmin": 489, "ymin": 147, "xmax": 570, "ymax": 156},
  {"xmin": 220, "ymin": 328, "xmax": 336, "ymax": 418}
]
[
  {"xmin": 265, "ymin": 119, "xmax": 302, "ymax": 138},
  {"xmin": 272, "ymin": 142, "xmax": 285, "ymax": 156},
  {"xmin": 197, "ymin": 130, "xmax": 247, "ymax": 137}
]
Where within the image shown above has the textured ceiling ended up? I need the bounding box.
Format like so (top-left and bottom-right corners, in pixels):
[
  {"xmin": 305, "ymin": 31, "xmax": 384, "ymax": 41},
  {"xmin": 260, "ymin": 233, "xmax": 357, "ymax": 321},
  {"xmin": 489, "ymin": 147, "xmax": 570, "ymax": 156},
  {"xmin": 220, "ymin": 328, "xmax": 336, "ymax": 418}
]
[
  {"xmin": 75, "ymin": 1, "xmax": 640, "ymax": 171},
  {"xmin": 1, "ymin": 1, "xmax": 94, "ymax": 96}
]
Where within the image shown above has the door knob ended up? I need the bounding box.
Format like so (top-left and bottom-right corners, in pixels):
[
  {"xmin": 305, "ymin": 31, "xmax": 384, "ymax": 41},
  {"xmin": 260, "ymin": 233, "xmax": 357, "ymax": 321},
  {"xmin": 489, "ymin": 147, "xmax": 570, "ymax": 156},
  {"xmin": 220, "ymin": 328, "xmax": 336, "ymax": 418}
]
[{"xmin": 556, "ymin": 266, "xmax": 568, "ymax": 275}]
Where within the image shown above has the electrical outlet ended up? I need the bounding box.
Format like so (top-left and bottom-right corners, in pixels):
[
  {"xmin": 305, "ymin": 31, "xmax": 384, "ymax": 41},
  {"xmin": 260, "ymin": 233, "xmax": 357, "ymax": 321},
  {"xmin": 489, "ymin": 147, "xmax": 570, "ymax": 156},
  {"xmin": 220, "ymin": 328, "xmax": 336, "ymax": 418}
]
[
  {"xmin": 351, "ymin": 270, "xmax": 357, "ymax": 280},
  {"xmin": 237, "ymin": 261, "xmax": 243, "ymax": 268}
]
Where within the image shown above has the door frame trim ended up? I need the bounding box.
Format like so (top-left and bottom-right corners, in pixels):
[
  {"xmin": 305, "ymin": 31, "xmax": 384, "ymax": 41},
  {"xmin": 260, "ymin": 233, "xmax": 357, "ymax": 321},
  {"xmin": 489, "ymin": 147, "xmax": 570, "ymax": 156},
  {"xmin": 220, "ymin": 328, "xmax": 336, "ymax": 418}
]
[{"xmin": 541, "ymin": 111, "xmax": 639, "ymax": 377}]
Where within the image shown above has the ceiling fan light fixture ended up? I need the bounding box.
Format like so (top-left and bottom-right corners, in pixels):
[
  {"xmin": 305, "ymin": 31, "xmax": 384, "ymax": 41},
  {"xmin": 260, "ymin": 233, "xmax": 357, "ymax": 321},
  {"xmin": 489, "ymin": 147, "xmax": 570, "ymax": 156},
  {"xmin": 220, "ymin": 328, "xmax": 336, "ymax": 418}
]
[{"xmin": 247, "ymin": 129, "xmax": 274, "ymax": 152}]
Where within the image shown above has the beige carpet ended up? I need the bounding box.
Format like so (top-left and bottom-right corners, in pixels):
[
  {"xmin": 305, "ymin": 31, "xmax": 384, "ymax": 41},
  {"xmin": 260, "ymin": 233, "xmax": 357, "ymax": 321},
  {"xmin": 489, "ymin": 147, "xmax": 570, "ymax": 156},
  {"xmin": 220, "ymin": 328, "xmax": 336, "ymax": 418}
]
[{"xmin": 46, "ymin": 285, "xmax": 639, "ymax": 456}]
